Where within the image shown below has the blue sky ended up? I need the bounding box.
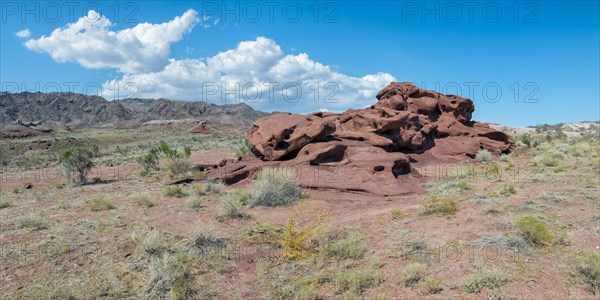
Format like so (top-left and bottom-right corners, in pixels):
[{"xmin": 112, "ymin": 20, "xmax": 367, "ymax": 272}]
[{"xmin": 1, "ymin": 1, "xmax": 598, "ymax": 126}]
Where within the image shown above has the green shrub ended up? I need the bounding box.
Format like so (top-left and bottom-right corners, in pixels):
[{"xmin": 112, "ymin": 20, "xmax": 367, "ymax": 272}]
[
  {"xmin": 463, "ymin": 269, "xmax": 507, "ymax": 293},
  {"xmin": 499, "ymin": 154, "xmax": 512, "ymax": 162},
  {"xmin": 256, "ymin": 263, "xmax": 318, "ymax": 300},
  {"xmin": 137, "ymin": 168, "xmax": 149, "ymax": 177},
  {"xmin": 0, "ymin": 199, "xmax": 10, "ymax": 209},
  {"xmin": 143, "ymin": 253, "xmax": 196, "ymax": 300},
  {"xmin": 163, "ymin": 186, "xmax": 185, "ymax": 198},
  {"xmin": 59, "ymin": 147, "xmax": 94, "ymax": 185},
  {"xmin": 185, "ymin": 196, "xmax": 202, "ymax": 211},
  {"xmin": 333, "ymin": 270, "xmax": 380, "ymax": 295},
  {"xmin": 485, "ymin": 163, "xmax": 501, "ymax": 175},
  {"xmin": 248, "ymin": 167, "xmax": 303, "ymax": 207},
  {"xmin": 188, "ymin": 224, "xmax": 226, "ymax": 256},
  {"xmin": 90, "ymin": 196, "xmax": 115, "ymax": 211},
  {"xmin": 401, "ymin": 263, "xmax": 427, "ymax": 287},
  {"xmin": 497, "ymin": 183, "xmax": 517, "ymax": 196},
  {"xmin": 135, "ymin": 228, "xmax": 168, "ymax": 257},
  {"xmin": 135, "ymin": 196, "xmax": 155, "ymax": 208},
  {"xmin": 158, "ymin": 141, "xmax": 191, "ymax": 161},
  {"xmin": 505, "ymin": 161, "xmax": 516, "ymax": 170},
  {"xmin": 518, "ymin": 133, "xmax": 537, "ymax": 148},
  {"xmin": 193, "ymin": 180, "xmax": 226, "ymax": 196},
  {"xmin": 136, "ymin": 148, "xmax": 160, "ymax": 171},
  {"xmin": 422, "ymin": 180, "xmax": 470, "ymax": 195},
  {"xmin": 326, "ymin": 233, "xmax": 367, "ymax": 260},
  {"xmin": 166, "ymin": 160, "xmax": 191, "ymax": 176},
  {"xmin": 553, "ymin": 164, "xmax": 567, "ymax": 173},
  {"xmin": 157, "ymin": 141, "xmax": 192, "ymax": 176},
  {"xmin": 218, "ymin": 190, "xmax": 247, "ymax": 218},
  {"xmin": 515, "ymin": 215, "xmax": 553, "ymax": 246},
  {"xmin": 250, "ymin": 209, "xmax": 328, "ymax": 260},
  {"xmin": 441, "ymin": 180, "xmax": 470, "ymax": 193},
  {"xmin": 542, "ymin": 155, "xmax": 561, "ymax": 167},
  {"xmin": 417, "ymin": 277, "xmax": 443, "ymax": 294},
  {"xmin": 539, "ymin": 192, "xmax": 567, "ymax": 203},
  {"xmin": 17, "ymin": 274, "xmax": 130, "ymax": 299},
  {"xmin": 234, "ymin": 139, "xmax": 253, "ymax": 158},
  {"xmin": 17, "ymin": 217, "xmax": 49, "ymax": 231},
  {"xmin": 390, "ymin": 209, "xmax": 407, "ymax": 220},
  {"xmin": 421, "ymin": 196, "xmax": 458, "ymax": 216},
  {"xmin": 577, "ymin": 251, "xmax": 600, "ymax": 294},
  {"xmin": 257, "ymin": 264, "xmax": 322, "ymax": 300},
  {"xmin": 476, "ymin": 149, "xmax": 492, "ymax": 163}
]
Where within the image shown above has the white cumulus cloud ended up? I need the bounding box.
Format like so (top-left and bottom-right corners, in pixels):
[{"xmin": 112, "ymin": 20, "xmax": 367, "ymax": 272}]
[
  {"xmin": 101, "ymin": 37, "xmax": 395, "ymax": 112},
  {"xmin": 24, "ymin": 9, "xmax": 199, "ymax": 74},
  {"xmin": 15, "ymin": 29, "xmax": 31, "ymax": 38},
  {"xmin": 22, "ymin": 10, "xmax": 395, "ymax": 113}
]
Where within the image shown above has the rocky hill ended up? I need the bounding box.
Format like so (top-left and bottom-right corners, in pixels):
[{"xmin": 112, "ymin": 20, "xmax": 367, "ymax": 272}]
[{"xmin": 0, "ymin": 92, "xmax": 267, "ymax": 129}]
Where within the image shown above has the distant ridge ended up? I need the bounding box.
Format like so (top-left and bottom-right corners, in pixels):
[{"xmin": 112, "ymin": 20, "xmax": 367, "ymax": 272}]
[{"xmin": 0, "ymin": 92, "xmax": 268, "ymax": 129}]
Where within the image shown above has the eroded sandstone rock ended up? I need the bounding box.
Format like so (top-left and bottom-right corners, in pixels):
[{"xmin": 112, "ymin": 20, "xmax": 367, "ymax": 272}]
[{"xmin": 208, "ymin": 82, "xmax": 514, "ymax": 196}]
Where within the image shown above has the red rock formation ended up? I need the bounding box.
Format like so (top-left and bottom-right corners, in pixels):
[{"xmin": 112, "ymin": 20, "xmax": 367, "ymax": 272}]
[{"xmin": 208, "ymin": 82, "xmax": 514, "ymax": 196}]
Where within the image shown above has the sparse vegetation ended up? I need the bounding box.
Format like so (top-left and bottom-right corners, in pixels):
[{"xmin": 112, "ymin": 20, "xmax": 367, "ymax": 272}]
[
  {"xmin": 143, "ymin": 252, "xmax": 197, "ymax": 300},
  {"xmin": 539, "ymin": 192, "xmax": 567, "ymax": 203},
  {"xmin": 0, "ymin": 199, "xmax": 10, "ymax": 209},
  {"xmin": 59, "ymin": 147, "xmax": 94, "ymax": 185},
  {"xmin": 577, "ymin": 251, "xmax": 600, "ymax": 294},
  {"xmin": 234, "ymin": 138, "xmax": 253, "ymax": 158},
  {"xmin": 476, "ymin": 149, "xmax": 492, "ymax": 163},
  {"xmin": 188, "ymin": 224, "xmax": 226, "ymax": 256},
  {"xmin": 326, "ymin": 233, "xmax": 367, "ymax": 260},
  {"xmin": 249, "ymin": 203, "xmax": 328, "ymax": 260},
  {"xmin": 463, "ymin": 269, "xmax": 507, "ymax": 293},
  {"xmin": 0, "ymin": 118, "xmax": 598, "ymax": 298},
  {"xmin": 134, "ymin": 196, "xmax": 155, "ymax": 208},
  {"xmin": 421, "ymin": 196, "xmax": 458, "ymax": 216},
  {"xmin": 135, "ymin": 228, "xmax": 168, "ymax": 257},
  {"xmin": 218, "ymin": 189, "xmax": 248, "ymax": 218},
  {"xmin": 515, "ymin": 215, "xmax": 553, "ymax": 246},
  {"xmin": 332, "ymin": 269, "xmax": 381, "ymax": 295},
  {"xmin": 248, "ymin": 167, "xmax": 303, "ymax": 207},
  {"xmin": 542, "ymin": 154, "xmax": 561, "ymax": 167},
  {"xmin": 17, "ymin": 216, "xmax": 49, "ymax": 231},
  {"xmin": 136, "ymin": 148, "xmax": 160, "ymax": 172},
  {"xmin": 495, "ymin": 183, "xmax": 517, "ymax": 196},
  {"xmin": 417, "ymin": 277, "xmax": 443, "ymax": 294},
  {"xmin": 422, "ymin": 180, "xmax": 470, "ymax": 195},
  {"xmin": 390, "ymin": 209, "xmax": 407, "ymax": 220},
  {"xmin": 185, "ymin": 196, "xmax": 202, "ymax": 211},
  {"xmin": 193, "ymin": 179, "xmax": 226, "ymax": 196},
  {"xmin": 158, "ymin": 141, "xmax": 192, "ymax": 176},
  {"xmin": 485, "ymin": 163, "xmax": 500, "ymax": 176},
  {"xmin": 401, "ymin": 262, "xmax": 427, "ymax": 287},
  {"xmin": 163, "ymin": 185, "xmax": 185, "ymax": 198},
  {"xmin": 89, "ymin": 196, "xmax": 115, "ymax": 211}
]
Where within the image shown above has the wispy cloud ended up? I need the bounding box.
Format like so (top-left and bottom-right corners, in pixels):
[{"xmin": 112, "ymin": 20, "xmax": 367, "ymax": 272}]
[{"xmin": 15, "ymin": 29, "xmax": 31, "ymax": 39}]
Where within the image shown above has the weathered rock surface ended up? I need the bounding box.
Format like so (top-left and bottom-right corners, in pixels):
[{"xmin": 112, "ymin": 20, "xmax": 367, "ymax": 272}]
[{"xmin": 208, "ymin": 82, "xmax": 514, "ymax": 196}]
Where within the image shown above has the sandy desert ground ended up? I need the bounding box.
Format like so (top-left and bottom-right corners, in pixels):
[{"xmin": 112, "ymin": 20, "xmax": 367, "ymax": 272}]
[{"xmin": 0, "ymin": 122, "xmax": 598, "ymax": 300}]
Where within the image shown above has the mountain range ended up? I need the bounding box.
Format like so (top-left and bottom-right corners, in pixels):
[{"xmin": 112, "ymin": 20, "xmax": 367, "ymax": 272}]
[{"xmin": 0, "ymin": 92, "xmax": 267, "ymax": 129}]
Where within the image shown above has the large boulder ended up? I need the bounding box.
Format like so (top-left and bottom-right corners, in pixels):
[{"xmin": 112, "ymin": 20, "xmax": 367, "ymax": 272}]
[{"xmin": 209, "ymin": 82, "xmax": 514, "ymax": 196}]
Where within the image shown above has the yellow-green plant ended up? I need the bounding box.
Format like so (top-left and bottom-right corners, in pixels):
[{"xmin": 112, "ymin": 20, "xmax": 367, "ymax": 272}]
[
  {"xmin": 515, "ymin": 215, "xmax": 553, "ymax": 246},
  {"xmin": 250, "ymin": 201, "xmax": 328, "ymax": 260},
  {"xmin": 420, "ymin": 196, "xmax": 458, "ymax": 216}
]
